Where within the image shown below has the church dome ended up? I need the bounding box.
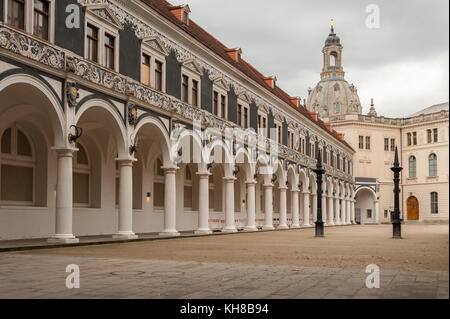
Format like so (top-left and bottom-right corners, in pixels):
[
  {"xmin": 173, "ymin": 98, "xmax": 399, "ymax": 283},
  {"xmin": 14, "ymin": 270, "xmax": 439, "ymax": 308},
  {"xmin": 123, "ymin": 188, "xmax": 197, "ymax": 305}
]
[
  {"xmin": 325, "ymin": 27, "xmax": 341, "ymax": 47},
  {"xmin": 307, "ymin": 80, "xmax": 362, "ymax": 118}
]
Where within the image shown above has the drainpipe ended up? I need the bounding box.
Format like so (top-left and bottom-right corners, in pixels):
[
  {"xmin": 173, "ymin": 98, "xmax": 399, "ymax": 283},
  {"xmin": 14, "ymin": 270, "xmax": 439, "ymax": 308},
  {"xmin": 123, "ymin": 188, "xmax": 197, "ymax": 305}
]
[{"xmin": 400, "ymin": 126, "xmax": 404, "ymax": 220}]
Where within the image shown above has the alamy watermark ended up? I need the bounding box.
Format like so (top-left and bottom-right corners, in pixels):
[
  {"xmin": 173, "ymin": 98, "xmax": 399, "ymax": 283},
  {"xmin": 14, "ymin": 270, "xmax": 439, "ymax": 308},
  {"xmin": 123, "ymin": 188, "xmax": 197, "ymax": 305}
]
[
  {"xmin": 365, "ymin": 264, "xmax": 380, "ymax": 289},
  {"xmin": 366, "ymin": 4, "xmax": 381, "ymax": 29},
  {"xmin": 66, "ymin": 264, "xmax": 80, "ymax": 289}
]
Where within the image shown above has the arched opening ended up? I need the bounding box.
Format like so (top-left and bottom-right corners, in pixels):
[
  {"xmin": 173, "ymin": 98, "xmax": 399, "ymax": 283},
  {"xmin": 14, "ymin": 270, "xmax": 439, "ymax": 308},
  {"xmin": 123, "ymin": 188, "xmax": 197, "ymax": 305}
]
[
  {"xmin": 429, "ymin": 153, "xmax": 437, "ymax": 177},
  {"xmin": 407, "ymin": 196, "xmax": 419, "ymax": 221},
  {"xmin": 354, "ymin": 187, "xmax": 377, "ymax": 224},
  {"xmin": 330, "ymin": 52, "xmax": 338, "ymax": 67}
]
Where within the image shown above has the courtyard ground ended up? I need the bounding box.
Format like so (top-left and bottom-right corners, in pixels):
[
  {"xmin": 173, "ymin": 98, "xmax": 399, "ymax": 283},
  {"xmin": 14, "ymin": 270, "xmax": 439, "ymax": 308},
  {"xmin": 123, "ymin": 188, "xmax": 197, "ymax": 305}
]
[{"xmin": 0, "ymin": 224, "xmax": 448, "ymax": 299}]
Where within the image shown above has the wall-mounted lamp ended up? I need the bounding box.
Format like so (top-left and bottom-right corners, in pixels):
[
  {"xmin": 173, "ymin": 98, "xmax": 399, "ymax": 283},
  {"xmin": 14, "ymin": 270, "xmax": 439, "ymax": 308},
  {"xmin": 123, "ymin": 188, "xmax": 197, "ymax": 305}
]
[
  {"xmin": 233, "ymin": 166, "xmax": 240, "ymax": 177},
  {"xmin": 68, "ymin": 125, "xmax": 83, "ymax": 144},
  {"xmin": 207, "ymin": 162, "xmax": 214, "ymax": 171},
  {"xmin": 146, "ymin": 192, "xmax": 151, "ymax": 202}
]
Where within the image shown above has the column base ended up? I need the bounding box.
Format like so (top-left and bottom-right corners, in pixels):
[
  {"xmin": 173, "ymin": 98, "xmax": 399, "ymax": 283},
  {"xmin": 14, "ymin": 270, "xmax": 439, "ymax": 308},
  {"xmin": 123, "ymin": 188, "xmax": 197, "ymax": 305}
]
[
  {"xmin": 244, "ymin": 226, "xmax": 258, "ymax": 232},
  {"xmin": 291, "ymin": 224, "xmax": 301, "ymax": 229},
  {"xmin": 302, "ymin": 223, "xmax": 311, "ymax": 228},
  {"xmin": 222, "ymin": 227, "xmax": 238, "ymax": 233},
  {"xmin": 328, "ymin": 221, "xmax": 335, "ymax": 226},
  {"xmin": 262, "ymin": 225, "xmax": 275, "ymax": 231},
  {"xmin": 195, "ymin": 229, "xmax": 213, "ymax": 235},
  {"xmin": 48, "ymin": 235, "xmax": 79, "ymax": 244},
  {"xmin": 112, "ymin": 232, "xmax": 138, "ymax": 240},
  {"xmin": 159, "ymin": 231, "xmax": 181, "ymax": 237},
  {"xmin": 277, "ymin": 225, "xmax": 289, "ymax": 230}
]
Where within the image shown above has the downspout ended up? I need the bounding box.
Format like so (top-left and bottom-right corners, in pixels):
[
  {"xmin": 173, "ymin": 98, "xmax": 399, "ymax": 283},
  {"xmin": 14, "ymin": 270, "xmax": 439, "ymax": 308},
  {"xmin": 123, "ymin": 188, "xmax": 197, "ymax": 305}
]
[{"xmin": 400, "ymin": 125, "xmax": 404, "ymax": 220}]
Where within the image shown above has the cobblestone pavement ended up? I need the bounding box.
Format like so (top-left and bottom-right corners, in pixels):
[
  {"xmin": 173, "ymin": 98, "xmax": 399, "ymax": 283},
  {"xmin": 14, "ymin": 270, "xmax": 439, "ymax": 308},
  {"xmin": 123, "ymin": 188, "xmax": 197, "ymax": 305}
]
[{"xmin": 0, "ymin": 253, "xmax": 448, "ymax": 299}]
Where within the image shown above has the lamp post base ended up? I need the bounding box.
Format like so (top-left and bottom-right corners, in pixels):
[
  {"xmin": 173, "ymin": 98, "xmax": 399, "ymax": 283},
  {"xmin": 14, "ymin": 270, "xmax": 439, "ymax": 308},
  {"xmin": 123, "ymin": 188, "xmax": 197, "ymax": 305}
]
[
  {"xmin": 315, "ymin": 221, "xmax": 325, "ymax": 238},
  {"xmin": 393, "ymin": 222, "xmax": 402, "ymax": 239}
]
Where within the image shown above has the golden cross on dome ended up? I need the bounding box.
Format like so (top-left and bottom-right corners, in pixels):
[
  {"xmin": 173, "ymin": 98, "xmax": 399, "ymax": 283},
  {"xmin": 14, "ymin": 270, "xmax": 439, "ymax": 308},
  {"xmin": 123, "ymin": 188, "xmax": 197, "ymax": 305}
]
[{"xmin": 330, "ymin": 18, "xmax": 334, "ymax": 32}]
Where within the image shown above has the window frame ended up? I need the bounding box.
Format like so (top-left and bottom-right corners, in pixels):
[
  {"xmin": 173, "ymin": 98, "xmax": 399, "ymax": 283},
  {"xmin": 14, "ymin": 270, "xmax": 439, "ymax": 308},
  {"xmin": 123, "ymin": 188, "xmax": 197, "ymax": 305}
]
[
  {"xmin": 431, "ymin": 192, "xmax": 438, "ymax": 214},
  {"xmin": 257, "ymin": 108, "xmax": 268, "ymax": 137},
  {"xmin": 84, "ymin": 10, "xmax": 121, "ymax": 72},
  {"xmin": 408, "ymin": 156, "xmax": 416, "ymax": 178},
  {"xmin": 140, "ymin": 37, "xmax": 168, "ymax": 93},
  {"xmin": 0, "ymin": 125, "xmax": 36, "ymax": 206},
  {"xmin": 384, "ymin": 138, "xmax": 389, "ymax": 151},
  {"xmin": 237, "ymin": 97, "xmax": 250, "ymax": 129},
  {"xmin": 212, "ymin": 84, "xmax": 228, "ymax": 120},
  {"xmin": 365, "ymin": 136, "xmax": 371, "ymax": 150},
  {"xmin": 358, "ymin": 136, "xmax": 364, "ymax": 150},
  {"xmin": 428, "ymin": 153, "xmax": 437, "ymax": 177}
]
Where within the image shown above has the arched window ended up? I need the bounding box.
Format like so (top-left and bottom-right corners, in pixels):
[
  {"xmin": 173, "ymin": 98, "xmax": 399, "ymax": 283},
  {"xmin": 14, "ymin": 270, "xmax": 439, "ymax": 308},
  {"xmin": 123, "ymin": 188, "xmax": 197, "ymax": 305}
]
[
  {"xmin": 73, "ymin": 143, "xmax": 90, "ymax": 207},
  {"xmin": 330, "ymin": 52, "xmax": 337, "ymax": 66},
  {"xmin": 1, "ymin": 126, "xmax": 35, "ymax": 205},
  {"xmin": 409, "ymin": 156, "xmax": 416, "ymax": 178},
  {"xmin": 184, "ymin": 166, "xmax": 193, "ymax": 209},
  {"xmin": 335, "ymin": 103, "xmax": 340, "ymax": 114},
  {"xmin": 429, "ymin": 154, "xmax": 437, "ymax": 177},
  {"xmin": 153, "ymin": 157, "xmax": 165, "ymax": 208}
]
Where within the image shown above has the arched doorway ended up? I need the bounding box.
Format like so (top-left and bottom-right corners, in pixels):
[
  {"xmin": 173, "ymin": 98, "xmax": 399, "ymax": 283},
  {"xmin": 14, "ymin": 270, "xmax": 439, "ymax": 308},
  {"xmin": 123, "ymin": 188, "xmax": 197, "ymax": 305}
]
[
  {"xmin": 354, "ymin": 187, "xmax": 377, "ymax": 224},
  {"xmin": 407, "ymin": 196, "xmax": 419, "ymax": 221}
]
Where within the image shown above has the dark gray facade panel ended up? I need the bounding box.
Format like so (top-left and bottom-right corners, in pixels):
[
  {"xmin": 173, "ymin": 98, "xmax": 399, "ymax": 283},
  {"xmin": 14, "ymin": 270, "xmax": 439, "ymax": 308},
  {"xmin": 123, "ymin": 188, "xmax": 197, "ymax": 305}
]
[
  {"xmin": 227, "ymin": 87, "xmax": 237, "ymax": 123},
  {"xmin": 0, "ymin": 1, "xmax": 3, "ymax": 22},
  {"xmin": 306, "ymin": 132, "xmax": 310, "ymax": 156},
  {"xmin": 165, "ymin": 49, "xmax": 181, "ymax": 99},
  {"xmin": 282, "ymin": 120, "xmax": 288, "ymax": 146},
  {"xmin": 55, "ymin": 0, "xmax": 85, "ymax": 57},
  {"xmin": 119, "ymin": 23, "xmax": 140, "ymax": 82},
  {"xmin": 201, "ymin": 69, "xmax": 212, "ymax": 113},
  {"xmin": 250, "ymin": 102, "xmax": 258, "ymax": 131},
  {"xmin": 330, "ymin": 150, "xmax": 334, "ymax": 166}
]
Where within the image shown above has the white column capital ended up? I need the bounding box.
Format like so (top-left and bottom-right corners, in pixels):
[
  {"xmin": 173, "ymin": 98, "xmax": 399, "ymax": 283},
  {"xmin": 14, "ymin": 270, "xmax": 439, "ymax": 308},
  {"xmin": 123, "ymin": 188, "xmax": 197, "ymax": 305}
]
[
  {"xmin": 162, "ymin": 166, "xmax": 179, "ymax": 174},
  {"xmin": 291, "ymin": 188, "xmax": 300, "ymax": 193},
  {"xmin": 223, "ymin": 176, "xmax": 237, "ymax": 183},
  {"xmin": 197, "ymin": 171, "xmax": 212, "ymax": 178},
  {"xmin": 51, "ymin": 146, "xmax": 77, "ymax": 156},
  {"xmin": 278, "ymin": 186, "xmax": 288, "ymax": 192},
  {"xmin": 263, "ymin": 183, "xmax": 274, "ymax": 188},
  {"xmin": 245, "ymin": 180, "xmax": 258, "ymax": 185}
]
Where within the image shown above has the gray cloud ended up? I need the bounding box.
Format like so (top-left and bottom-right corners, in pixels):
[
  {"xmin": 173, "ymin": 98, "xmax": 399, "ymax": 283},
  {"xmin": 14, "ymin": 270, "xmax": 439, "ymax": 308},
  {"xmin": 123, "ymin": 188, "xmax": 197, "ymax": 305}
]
[{"xmin": 171, "ymin": 0, "xmax": 449, "ymax": 117}]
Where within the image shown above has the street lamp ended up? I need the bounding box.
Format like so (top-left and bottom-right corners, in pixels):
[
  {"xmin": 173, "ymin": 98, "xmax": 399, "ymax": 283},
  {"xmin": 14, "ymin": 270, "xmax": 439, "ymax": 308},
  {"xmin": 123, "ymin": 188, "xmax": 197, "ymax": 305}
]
[
  {"xmin": 390, "ymin": 147, "xmax": 403, "ymax": 239},
  {"xmin": 313, "ymin": 149, "xmax": 325, "ymax": 237}
]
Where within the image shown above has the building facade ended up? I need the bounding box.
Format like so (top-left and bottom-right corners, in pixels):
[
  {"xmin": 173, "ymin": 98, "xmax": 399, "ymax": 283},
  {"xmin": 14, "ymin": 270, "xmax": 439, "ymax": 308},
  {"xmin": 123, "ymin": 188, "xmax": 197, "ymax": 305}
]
[
  {"xmin": 0, "ymin": 0, "xmax": 355, "ymax": 242},
  {"xmin": 307, "ymin": 25, "xmax": 449, "ymax": 224}
]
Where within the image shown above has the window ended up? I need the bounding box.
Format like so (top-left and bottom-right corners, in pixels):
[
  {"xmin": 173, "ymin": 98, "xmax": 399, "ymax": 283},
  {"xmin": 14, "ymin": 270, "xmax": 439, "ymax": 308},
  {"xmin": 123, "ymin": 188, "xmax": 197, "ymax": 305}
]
[
  {"xmin": 182, "ymin": 75, "xmax": 189, "ymax": 103},
  {"xmin": 73, "ymin": 143, "xmax": 90, "ymax": 206},
  {"xmin": 153, "ymin": 158, "xmax": 165, "ymax": 208},
  {"xmin": 104, "ymin": 33, "xmax": 115, "ymax": 70},
  {"xmin": 192, "ymin": 80, "xmax": 199, "ymax": 107},
  {"xmin": 257, "ymin": 112, "xmax": 268, "ymax": 137},
  {"xmin": 390, "ymin": 138, "xmax": 395, "ymax": 152},
  {"xmin": 407, "ymin": 133, "xmax": 412, "ymax": 146},
  {"xmin": 384, "ymin": 210, "xmax": 388, "ymax": 218},
  {"xmin": 429, "ymin": 153, "xmax": 437, "ymax": 177},
  {"xmin": 311, "ymin": 143, "xmax": 315, "ymax": 159},
  {"xmin": 287, "ymin": 130, "xmax": 294, "ymax": 149},
  {"xmin": 367, "ymin": 209, "xmax": 372, "ymax": 219},
  {"xmin": 365, "ymin": 136, "xmax": 371, "ymax": 150},
  {"xmin": 1, "ymin": 126, "xmax": 34, "ymax": 205},
  {"xmin": 427, "ymin": 129, "xmax": 432, "ymax": 144},
  {"xmin": 358, "ymin": 136, "xmax": 364, "ymax": 149},
  {"xmin": 87, "ymin": 24, "xmax": 99, "ymax": 63},
  {"xmin": 155, "ymin": 60, "xmax": 163, "ymax": 92},
  {"xmin": 412, "ymin": 132, "xmax": 417, "ymax": 145},
  {"xmin": 33, "ymin": 0, "xmax": 49, "ymax": 40},
  {"xmin": 384, "ymin": 138, "xmax": 389, "ymax": 151},
  {"xmin": 184, "ymin": 166, "xmax": 193, "ymax": 209},
  {"xmin": 274, "ymin": 122, "xmax": 282, "ymax": 144},
  {"xmin": 431, "ymin": 192, "xmax": 438, "ymax": 214},
  {"xmin": 433, "ymin": 128, "xmax": 438, "ymax": 143},
  {"xmin": 409, "ymin": 156, "xmax": 416, "ymax": 178},
  {"xmin": 220, "ymin": 94, "xmax": 226, "ymax": 119},
  {"xmin": 213, "ymin": 91, "xmax": 219, "ymax": 117},
  {"xmin": 237, "ymin": 99, "xmax": 250, "ymax": 129},
  {"xmin": 141, "ymin": 53, "xmax": 151, "ymax": 86},
  {"xmin": 7, "ymin": 0, "xmax": 25, "ymax": 30},
  {"xmin": 335, "ymin": 103, "xmax": 340, "ymax": 114}
]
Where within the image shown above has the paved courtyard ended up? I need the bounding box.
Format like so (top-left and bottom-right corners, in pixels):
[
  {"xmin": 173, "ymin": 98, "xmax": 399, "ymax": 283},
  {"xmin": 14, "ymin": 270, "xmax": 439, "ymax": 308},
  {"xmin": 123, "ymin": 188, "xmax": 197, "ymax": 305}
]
[{"xmin": 0, "ymin": 224, "xmax": 448, "ymax": 299}]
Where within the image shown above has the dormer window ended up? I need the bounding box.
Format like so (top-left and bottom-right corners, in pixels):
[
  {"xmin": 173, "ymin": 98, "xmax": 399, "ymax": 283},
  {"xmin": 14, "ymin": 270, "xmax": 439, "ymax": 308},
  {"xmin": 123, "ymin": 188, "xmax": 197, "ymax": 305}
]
[
  {"xmin": 84, "ymin": 4, "xmax": 123, "ymax": 71},
  {"xmin": 140, "ymin": 36, "xmax": 168, "ymax": 92}
]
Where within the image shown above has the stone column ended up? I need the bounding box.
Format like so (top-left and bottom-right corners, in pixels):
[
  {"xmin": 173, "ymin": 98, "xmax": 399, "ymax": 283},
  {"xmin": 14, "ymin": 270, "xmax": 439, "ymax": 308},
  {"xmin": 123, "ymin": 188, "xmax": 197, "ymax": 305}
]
[
  {"xmin": 245, "ymin": 181, "xmax": 257, "ymax": 231},
  {"xmin": 49, "ymin": 148, "xmax": 79, "ymax": 244},
  {"xmin": 278, "ymin": 187, "xmax": 288, "ymax": 229},
  {"xmin": 291, "ymin": 189, "xmax": 300, "ymax": 228},
  {"xmin": 263, "ymin": 183, "xmax": 274, "ymax": 230},
  {"xmin": 302, "ymin": 191, "xmax": 310, "ymax": 227},
  {"xmin": 328, "ymin": 195, "xmax": 335, "ymax": 226},
  {"xmin": 322, "ymin": 195, "xmax": 328, "ymax": 226},
  {"xmin": 159, "ymin": 167, "xmax": 180, "ymax": 236},
  {"xmin": 195, "ymin": 172, "xmax": 212, "ymax": 235},
  {"xmin": 334, "ymin": 196, "xmax": 341, "ymax": 225},
  {"xmin": 374, "ymin": 200, "xmax": 380, "ymax": 224},
  {"xmin": 113, "ymin": 160, "xmax": 138, "ymax": 239},
  {"xmin": 312, "ymin": 194, "xmax": 317, "ymax": 224},
  {"xmin": 351, "ymin": 200, "xmax": 356, "ymax": 224},
  {"xmin": 341, "ymin": 196, "xmax": 347, "ymax": 225},
  {"xmin": 346, "ymin": 198, "xmax": 351, "ymax": 224},
  {"xmin": 223, "ymin": 177, "xmax": 237, "ymax": 233}
]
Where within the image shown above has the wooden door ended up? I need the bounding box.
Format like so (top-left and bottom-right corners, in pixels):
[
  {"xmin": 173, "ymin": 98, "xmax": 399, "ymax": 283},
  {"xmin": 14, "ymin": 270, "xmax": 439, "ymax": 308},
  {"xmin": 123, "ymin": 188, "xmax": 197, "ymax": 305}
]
[{"xmin": 407, "ymin": 197, "xmax": 419, "ymax": 220}]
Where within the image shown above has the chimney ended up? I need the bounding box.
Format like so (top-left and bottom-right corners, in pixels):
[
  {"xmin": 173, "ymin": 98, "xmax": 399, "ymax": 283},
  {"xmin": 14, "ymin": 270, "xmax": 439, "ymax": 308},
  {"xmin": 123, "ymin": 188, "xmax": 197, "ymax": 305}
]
[
  {"xmin": 168, "ymin": 4, "xmax": 191, "ymax": 25},
  {"xmin": 290, "ymin": 96, "xmax": 301, "ymax": 107},
  {"xmin": 226, "ymin": 48, "xmax": 242, "ymax": 62},
  {"xmin": 309, "ymin": 111, "xmax": 318, "ymax": 121},
  {"xmin": 263, "ymin": 76, "xmax": 277, "ymax": 89},
  {"xmin": 325, "ymin": 123, "xmax": 332, "ymax": 131},
  {"xmin": 337, "ymin": 133, "xmax": 344, "ymax": 140}
]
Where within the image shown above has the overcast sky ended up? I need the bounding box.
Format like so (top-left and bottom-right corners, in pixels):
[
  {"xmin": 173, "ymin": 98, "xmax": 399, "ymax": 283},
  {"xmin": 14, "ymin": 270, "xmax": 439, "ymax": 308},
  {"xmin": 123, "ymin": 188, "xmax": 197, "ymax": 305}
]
[{"xmin": 171, "ymin": 0, "xmax": 449, "ymax": 117}]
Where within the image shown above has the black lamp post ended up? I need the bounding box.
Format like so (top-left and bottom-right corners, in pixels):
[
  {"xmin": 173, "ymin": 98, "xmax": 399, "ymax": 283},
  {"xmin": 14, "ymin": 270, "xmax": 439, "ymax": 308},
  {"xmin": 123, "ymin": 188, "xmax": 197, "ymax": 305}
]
[
  {"xmin": 314, "ymin": 149, "xmax": 325, "ymax": 237},
  {"xmin": 391, "ymin": 147, "xmax": 402, "ymax": 239}
]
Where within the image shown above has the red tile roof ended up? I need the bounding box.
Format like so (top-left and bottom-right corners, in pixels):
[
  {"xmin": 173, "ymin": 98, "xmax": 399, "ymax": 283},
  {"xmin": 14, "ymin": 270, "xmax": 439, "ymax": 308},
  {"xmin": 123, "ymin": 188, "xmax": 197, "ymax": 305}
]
[{"xmin": 140, "ymin": 0, "xmax": 353, "ymax": 151}]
